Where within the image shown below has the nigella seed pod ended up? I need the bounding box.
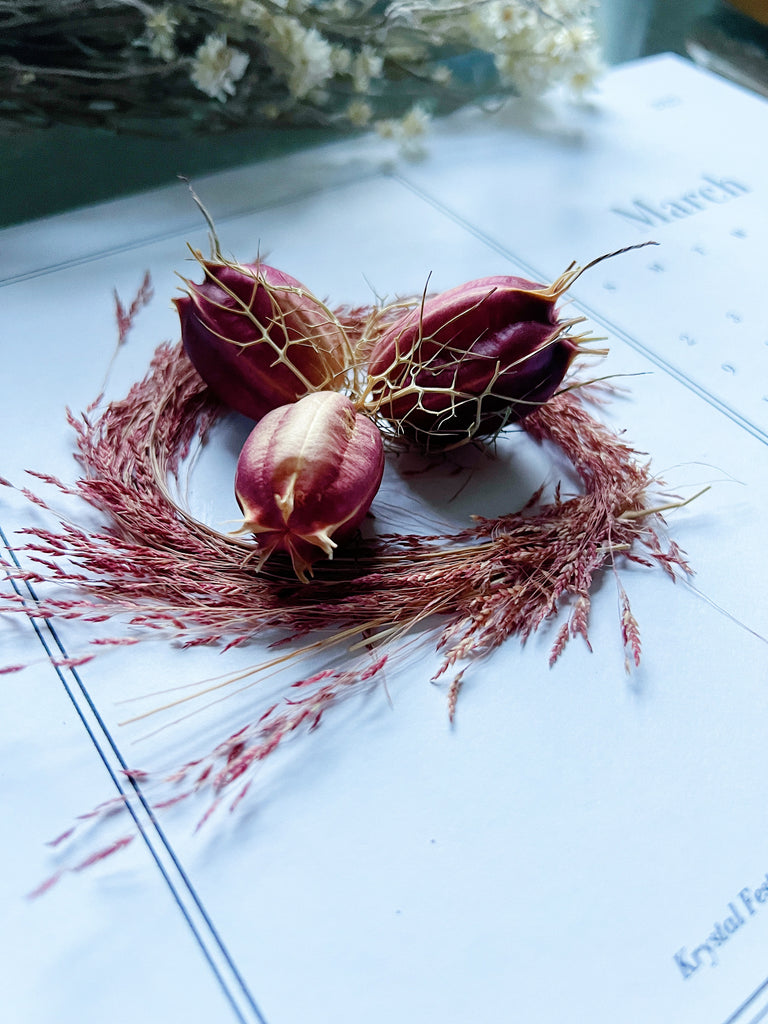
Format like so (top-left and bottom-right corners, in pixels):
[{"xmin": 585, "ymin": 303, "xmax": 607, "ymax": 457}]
[
  {"xmin": 174, "ymin": 251, "xmax": 351, "ymax": 421},
  {"xmin": 364, "ymin": 246, "xmax": 651, "ymax": 452},
  {"xmin": 365, "ymin": 273, "xmax": 582, "ymax": 452},
  {"xmin": 235, "ymin": 391, "xmax": 385, "ymax": 582}
]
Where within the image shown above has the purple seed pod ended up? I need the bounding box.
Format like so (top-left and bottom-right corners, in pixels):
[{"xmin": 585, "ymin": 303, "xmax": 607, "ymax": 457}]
[
  {"xmin": 235, "ymin": 391, "xmax": 385, "ymax": 582},
  {"xmin": 174, "ymin": 253, "xmax": 351, "ymax": 421},
  {"xmin": 364, "ymin": 253, "xmax": 636, "ymax": 452}
]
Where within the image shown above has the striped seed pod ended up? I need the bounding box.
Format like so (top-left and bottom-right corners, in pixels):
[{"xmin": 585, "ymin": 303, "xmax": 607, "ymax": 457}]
[{"xmin": 234, "ymin": 391, "xmax": 385, "ymax": 582}]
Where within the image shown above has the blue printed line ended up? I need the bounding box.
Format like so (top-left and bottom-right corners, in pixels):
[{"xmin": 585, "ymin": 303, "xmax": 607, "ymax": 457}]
[
  {"xmin": 0, "ymin": 168, "xmax": 383, "ymax": 287},
  {"xmin": 721, "ymin": 973, "xmax": 768, "ymax": 1024},
  {"xmin": 0, "ymin": 523, "xmax": 268, "ymax": 1024}
]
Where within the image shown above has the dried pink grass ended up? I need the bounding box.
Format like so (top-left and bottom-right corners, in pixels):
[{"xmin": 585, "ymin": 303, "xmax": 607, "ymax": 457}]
[
  {"xmin": 1, "ymin": 286, "xmax": 694, "ymax": 887},
  {"xmin": 3, "ymin": 340, "xmax": 689, "ymax": 674}
]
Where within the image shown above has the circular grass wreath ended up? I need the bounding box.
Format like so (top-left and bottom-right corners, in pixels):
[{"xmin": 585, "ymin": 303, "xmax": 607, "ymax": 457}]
[{"xmin": 3, "ymin": 273, "xmax": 697, "ymax": 887}]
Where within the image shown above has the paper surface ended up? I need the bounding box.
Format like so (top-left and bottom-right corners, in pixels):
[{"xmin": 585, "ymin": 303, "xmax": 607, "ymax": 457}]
[{"xmin": 2, "ymin": 54, "xmax": 767, "ymax": 1024}]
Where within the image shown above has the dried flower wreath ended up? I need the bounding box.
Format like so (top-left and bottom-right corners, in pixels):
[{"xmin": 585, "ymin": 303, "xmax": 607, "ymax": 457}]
[{"xmin": 1, "ymin": 251, "xmax": 698, "ymax": 892}]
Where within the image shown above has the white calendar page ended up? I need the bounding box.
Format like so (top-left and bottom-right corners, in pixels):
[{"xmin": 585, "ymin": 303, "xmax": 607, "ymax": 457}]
[
  {"xmin": 396, "ymin": 52, "xmax": 768, "ymax": 444},
  {"xmin": 1, "ymin": 54, "xmax": 768, "ymax": 1024}
]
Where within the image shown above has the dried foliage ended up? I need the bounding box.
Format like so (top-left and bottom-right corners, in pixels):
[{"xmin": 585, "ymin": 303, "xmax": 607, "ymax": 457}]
[{"xmin": 1, "ymin": 288, "xmax": 694, "ymax": 888}]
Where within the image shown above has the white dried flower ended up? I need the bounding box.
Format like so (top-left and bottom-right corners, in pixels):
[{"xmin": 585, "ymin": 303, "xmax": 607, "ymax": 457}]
[
  {"xmin": 470, "ymin": 0, "xmax": 602, "ymax": 96},
  {"xmin": 400, "ymin": 104, "xmax": 430, "ymax": 138},
  {"xmin": 330, "ymin": 45, "xmax": 353, "ymax": 76},
  {"xmin": 376, "ymin": 103, "xmax": 431, "ymax": 156},
  {"xmin": 473, "ymin": 2, "xmax": 535, "ymax": 43},
  {"xmin": 374, "ymin": 117, "xmax": 397, "ymax": 140},
  {"xmin": 190, "ymin": 34, "xmax": 250, "ymax": 102},
  {"xmin": 496, "ymin": 53, "xmax": 552, "ymax": 94},
  {"xmin": 144, "ymin": 6, "xmax": 180, "ymax": 62},
  {"xmin": 567, "ymin": 48, "xmax": 603, "ymax": 95},
  {"xmin": 345, "ymin": 99, "xmax": 373, "ymax": 126},
  {"xmin": 352, "ymin": 46, "xmax": 384, "ymax": 94},
  {"xmin": 261, "ymin": 15, "xmax": 335, "ymax": 99}
]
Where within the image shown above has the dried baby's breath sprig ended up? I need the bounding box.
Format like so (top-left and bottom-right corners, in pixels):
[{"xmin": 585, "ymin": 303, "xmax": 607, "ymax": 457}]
[{"xmin": 0, "ymin": 1, "xmax": 602, "ymax": 137}]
